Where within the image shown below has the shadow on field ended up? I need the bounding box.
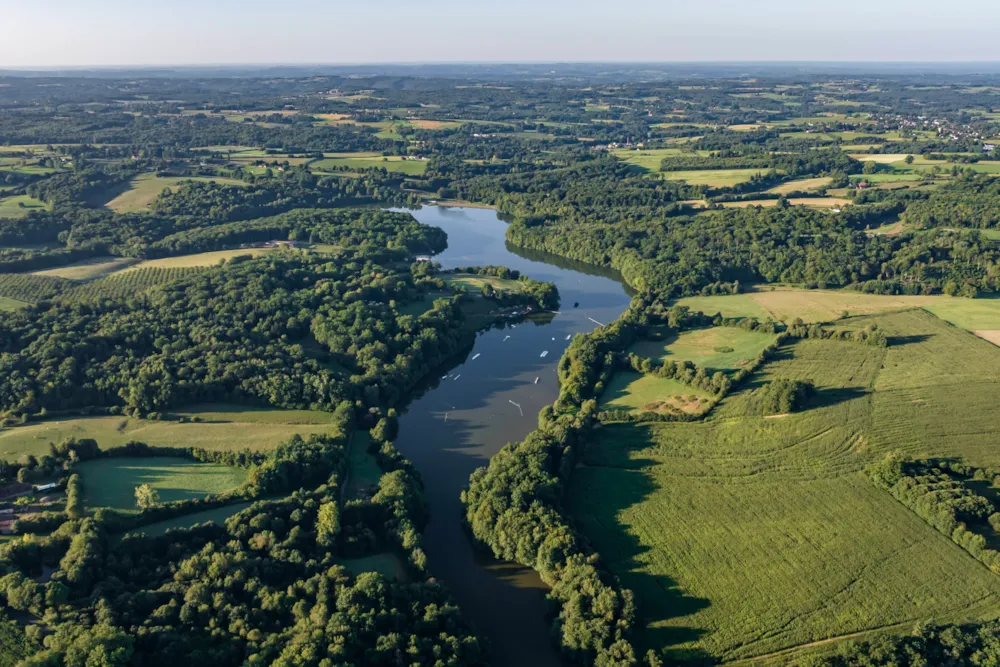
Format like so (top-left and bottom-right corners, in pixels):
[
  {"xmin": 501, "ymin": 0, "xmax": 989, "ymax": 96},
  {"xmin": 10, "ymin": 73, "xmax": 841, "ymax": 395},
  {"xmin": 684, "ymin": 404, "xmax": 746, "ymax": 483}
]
[
  {"xmin": 571, "ymin": 453, "xmax": 714, "ymax": 664},
  {"xmin": 887, "ymin": 333, "xmax": 933, "ymax": 347},
  {"xmin": 807, "ymin": 386, "xmax": 869, "ymax": 410}
]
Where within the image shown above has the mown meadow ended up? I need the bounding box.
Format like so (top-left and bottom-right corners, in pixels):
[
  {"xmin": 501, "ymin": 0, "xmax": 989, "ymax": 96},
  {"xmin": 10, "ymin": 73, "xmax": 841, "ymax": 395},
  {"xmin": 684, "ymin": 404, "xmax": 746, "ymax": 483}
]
[{"xmin": 571, "ymin": 308, "xmax": 1000, "ymax": 663}]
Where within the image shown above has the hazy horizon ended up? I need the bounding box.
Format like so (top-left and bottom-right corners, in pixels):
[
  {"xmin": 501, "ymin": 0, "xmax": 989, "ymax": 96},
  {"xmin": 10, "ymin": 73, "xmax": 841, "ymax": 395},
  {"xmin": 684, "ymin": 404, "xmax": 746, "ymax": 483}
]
[{"xmin": 3, "ymin": 0, "xmax": 1000, "ymax": 68}]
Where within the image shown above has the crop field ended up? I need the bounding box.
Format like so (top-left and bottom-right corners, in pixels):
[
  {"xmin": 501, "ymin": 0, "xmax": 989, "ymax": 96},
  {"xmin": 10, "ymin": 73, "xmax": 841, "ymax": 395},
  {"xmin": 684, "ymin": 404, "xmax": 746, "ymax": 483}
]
[
  {"xmin": 124, "ymin": 502, "xmax": 252, "ymax": 538},
  {"xmin": 849, "ymin": 153, "xmax": 911, "ymax": 164},
  {"xmin": 0, "ymin": 195, "xmax": 49, "ymax": 218},
  {"xmin": 60, "ymin": 266, "xmax": 207, "ymax": 301},
  {"xmin": 0, "ymin": 273, "xmax": 72, "ymax": 302},
  {"xmin": 660, "ymin": 169, "xmax": 768, "ymax": 188},
  {"xmin": 0, "ymin": 412, "xmax": 343, "ymax": 460},
  {"xmin": 572, "ymin": 321, "xmax": 1000, "ymax": 662},
  {"xmin": 76, "ymin": 457, "xmax": 247, "ymax": 510},
  {"xmin": 677, "ymin": 288, "xmax": 1000, "ymax": 328},
  {"xmin": 766, "ymin": 177, "xmax": 832, "ymax": 194},
  {"xmin": 442, "ymin": 273, "xmax": 523, "ymax": 293},
  {"xmin": 628, "ymin": 326, "xmax": 778, "ymax": 371},
  {"xmin": 105, "ymin": 174, "xmax": 247, "ymax": 213},
  {"xmin": 32, "ymin": 256, "xmax": 139, "ymax": 281},
  {"xmin": 122, "ymin": 249, "xmax": 276, "ymax": 270},
  {"xmin": 598, "ymin": 371, "xmax": 713, "ymax": 415},
  {"xmin": 310, "ymin": 155, "xmax": 427, "ymax": 175}
]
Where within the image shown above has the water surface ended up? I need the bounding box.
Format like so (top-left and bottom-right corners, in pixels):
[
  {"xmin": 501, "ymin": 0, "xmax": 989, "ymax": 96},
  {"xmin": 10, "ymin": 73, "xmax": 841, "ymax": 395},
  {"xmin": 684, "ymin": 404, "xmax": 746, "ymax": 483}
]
[{"xmin": 392, "ymin": 206, "xmax": 632, "ymax": 666}]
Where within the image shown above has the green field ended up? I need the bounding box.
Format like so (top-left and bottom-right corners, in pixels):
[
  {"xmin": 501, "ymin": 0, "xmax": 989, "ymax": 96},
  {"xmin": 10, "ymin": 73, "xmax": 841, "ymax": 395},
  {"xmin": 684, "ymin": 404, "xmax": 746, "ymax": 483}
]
[
  {"xmin": 105, "ymin": 174, "xmax": 247, "ymax": 213},
  {"xmin": 344, "ymin": 432, "xmax": 382, "ymax": 500},
  {"xmin": 124, "ymin": 502, "xmax": 252, "ymax": 537},
  {"xmin": 677, "ymin": 289, "xmax": 1000, "ymax": 330},
  {"xmin": 442, "ymin": 273, "xmax": 523, "ymax": 293},
  {"xmin": 672, "ymin": 294, "xmax": 773, "ymax": 320},
  {"xmin": 766, "ymin": 176, "xmax": 832, "ymax": 194},
  {"xmin": 0, "ymin": 296, "xmax": 27, "ymax": 311},
  {"xmin": 0, "ymin": 410, "xmax": 343, "ymax": 460},
  {"xmin": 76, "ymin": 457, "xmax": 247, "ymax": 510},
  {"xmin": 121, "ymin": 248, "xmax": 278, "ymax": 270},
  {"xmin": 628, "ymin": 326, "xmax": 778, "ymax": 372},
  {"xmin": 661, "ymin": 169, "xmax": 769, "ymax": 188},
  {"xmin": 336, "ymin": 553, "xmax": 408, "ymax": 581},
  {"xmin": 0, "ymin": 195, "xmax": 49, "ymax": 218},
  {"xmin": 573, "ymin": 316, "xmax": 1000, "ymax": 662},
  {"xmin": 598, "ymin": 372, "xmax": 713, "ymax": 415},
  {"xmin": 611, "ymin": 148, "xmax": 711, "ymax": 172},
  {"xmin": 310, "ymin": 155, "xmax": 427, "ymax": 175},
  {"xmin": 32, "ymin": 257, "xmax": 139, "ymax": 281}
]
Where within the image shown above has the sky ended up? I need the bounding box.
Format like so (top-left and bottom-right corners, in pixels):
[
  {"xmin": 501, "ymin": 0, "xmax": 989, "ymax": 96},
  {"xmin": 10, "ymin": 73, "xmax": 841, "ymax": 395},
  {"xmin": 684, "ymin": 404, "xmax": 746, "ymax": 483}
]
[{"xmin": 3, "ymin": 0, "xmax": 1000, "ymax": 67}]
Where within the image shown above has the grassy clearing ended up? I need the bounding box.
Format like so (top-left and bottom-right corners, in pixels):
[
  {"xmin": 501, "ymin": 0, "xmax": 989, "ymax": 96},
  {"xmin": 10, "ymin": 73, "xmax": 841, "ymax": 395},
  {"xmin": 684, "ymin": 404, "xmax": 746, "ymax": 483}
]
[
  {"xmin": 441, "ymin": 274, "xmax": 523, "ymax": 293},
  {"xmin": 105, "ymin": 174, "xmax": 247, "ymax": 213},
  {"xmin": 736, "ymin": 289, "xmax": 1000, "ymax": 328},
  {"xmin": 0, "ymin": 195, "xmax": 49, "ymax": 218},
  {"xmin": 673, "ymin": 294, "xmax": 773, "ymax": 320},
  {"xmin": 573, "ymin": 326, "xmax": 1000, "ymax": 662},
  {"xmin": 720, "ymin": 198, "xmax": 850, "ymax": 209},
  {"xmin": 77, "ymin": 457, "xmax": 247, "ymax": 510},
  {"xmin": 0, "ymin": 296, "xmax": 27, "ymax": 311},
  {"xmin": 310, "ymin": 155, "xmax": 427, "ymax": 175},
  {"xmin": 598, "ymin": 372, "xmax": 713, "ymax": 415},
  {"xmin": 124, "ymin": 502, "xmax": 251, "ymax": 538},
  {"xmin": 849, "ymin": 154, "xmax": 911, "ymax": 164},
  {"xmin": 0, "ymin": 412, "xmax": 343, "ymax": 460},
  {"xmin": 628, "ymin": 326, "xmax": 778, "ymax": 372},
  {"xmin": 766, "ymin": 177, "xmax": 832, "ymax": 194},
  {"xmin": 336, "ymin": 553, "xmax": 408, "ymax": 581},
  {"xmin": 121, "ymin": 249, "xmax": 277, "ymax": 271},
  {"xmin": 32, "ymin": 257, "xmax": 139, "ymax": 281},
  {"xmin": 344, "ymin": 432, "xmax": 381, "ymax": 500},
  {"xmin": 661, "ymin": 169, "xmax": 769, "ymax": 188},
  {"xmin": 611, "ymin": 148, "xmax": 710, "ymax": 172}
]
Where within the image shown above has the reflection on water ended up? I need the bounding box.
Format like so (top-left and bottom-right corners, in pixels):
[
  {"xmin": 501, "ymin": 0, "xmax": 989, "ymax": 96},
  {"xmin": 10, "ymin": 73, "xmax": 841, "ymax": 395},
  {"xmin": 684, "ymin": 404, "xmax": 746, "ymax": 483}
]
[{"xmin": 390, "ymin": 206, "xmax": 632, "ymax": 667}]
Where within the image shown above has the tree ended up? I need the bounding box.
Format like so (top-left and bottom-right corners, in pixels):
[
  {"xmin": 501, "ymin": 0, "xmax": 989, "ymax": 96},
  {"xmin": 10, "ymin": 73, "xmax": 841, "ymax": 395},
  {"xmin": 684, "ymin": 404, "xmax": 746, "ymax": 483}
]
[{"xmin": 134, "ymin": 484, "xmax": 159, "ymax": 510}]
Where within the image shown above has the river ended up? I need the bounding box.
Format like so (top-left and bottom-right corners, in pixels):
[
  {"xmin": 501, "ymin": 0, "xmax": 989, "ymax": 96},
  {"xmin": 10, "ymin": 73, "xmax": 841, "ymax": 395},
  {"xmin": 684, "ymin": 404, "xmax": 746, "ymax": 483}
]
[{"xmin": 391, "ymin": 206, "xmax": 632, "ymax": 667}]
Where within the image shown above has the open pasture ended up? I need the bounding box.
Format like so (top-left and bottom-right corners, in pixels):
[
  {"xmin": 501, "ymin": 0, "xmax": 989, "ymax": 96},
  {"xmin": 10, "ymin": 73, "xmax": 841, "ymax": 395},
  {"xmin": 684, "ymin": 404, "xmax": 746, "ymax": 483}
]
[
  {"xmin": 573, "ymin": 320, "xmax": 1000, "ymax": 662},
  {"xmin": 310, "ymin": 155, "xmax": 427, "ymax": 175},
  {"xmin": 32, "ymin": 256, "xmax": 139, "ymax": 281},
  {"xmin": 598, "ymin": 372, "xmax": 713, "ymax": 415},
  {"xmin": 660, "ymin": 169, "xmax": 768, "ymax": 188},
  {"xmin": 105, "ymin": 174, "xmax": 247, "ymax": 213},
  {"xmin": 0, "ymin": 195, "xmax": 49, "ymax": 218},
  {"xmin": 766, "ymin": 177, "xmax": 832, "ymax": 194},
  {"xmin": 0, "ymin": 411, "xmax": 343, "ymax": 460},
  {"xmin": 121, "ymin": 248, "xmax": 277, "ymax": 270},
  {"xmin": 678, "ymin": 288, "xmax": 1000, "ymax": 328},
  {"xmin": 628, "ymin": 326, "xmax": 778, "ymax": 372},
  {"xmin": 124, "ymin": 502, "xmax": 252, "ymax": 538},
  {"xmin": 77, "ymin": 457, "xmax": 247, "ymax": 510},
  {"xmin": 442, "ymin": 273, "xmax": 523, "ymax": 293}
]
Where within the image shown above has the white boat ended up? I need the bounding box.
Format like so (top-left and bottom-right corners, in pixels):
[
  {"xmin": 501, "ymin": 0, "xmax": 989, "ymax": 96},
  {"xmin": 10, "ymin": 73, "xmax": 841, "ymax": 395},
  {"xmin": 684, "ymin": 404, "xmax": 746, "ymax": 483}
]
[
  {"xmin": 472, "ymin": 353, "xmax": 481, "ymax": 360},
  {"xmin": 540, "ymin": 350, "xmax": 549, "ymax": 358}
]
